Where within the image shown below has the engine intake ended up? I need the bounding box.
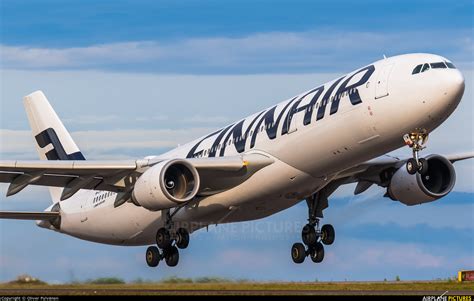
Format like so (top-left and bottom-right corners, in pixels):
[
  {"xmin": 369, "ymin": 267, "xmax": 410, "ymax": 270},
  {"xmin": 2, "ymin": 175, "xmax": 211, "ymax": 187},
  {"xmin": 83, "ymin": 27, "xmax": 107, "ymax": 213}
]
[
  {"xmin": 388, "ymin": 154, "xmax": 456, "ymax": 206},
  {"xmin": 132, "ymin": 159, "xmax": 200, "ymax": 211}
]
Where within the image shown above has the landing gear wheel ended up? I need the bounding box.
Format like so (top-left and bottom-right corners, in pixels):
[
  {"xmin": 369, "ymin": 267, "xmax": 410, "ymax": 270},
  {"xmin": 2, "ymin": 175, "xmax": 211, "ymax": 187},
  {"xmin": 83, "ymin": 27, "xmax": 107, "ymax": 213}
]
[
  {"xmin": 309, "ymin": 242, "xmax": 324, "ymax": 263},
  {"xmin": 164, "ymin": 246, "xmax": 179, "ymax": 267},
  {"xmin": 145, "ymin": 246, "xmax": 160, "ymax": 267},
  {"xmin": 156, "ymin": 228, "xmax": 171, "ymax": 249},
  {"xmin": 406, "ymin": 158, "xmax": 418, "ymax": 175},
  {"xmin": 176, "ymin": 228, "xmax": 190, "ymax": 249},
  {"xmin": 292, "ymin": 192, "xmax": 336, "ymax": 265},
  {"xmin": 302, "ymin": 224, "xmax": 317, "ymax": 246},
  {"xmin": 291, "ymin": 243, "xmax": 306, "ymax": 264},
  {"xmin": 321, "ymin": 224, "xmax": 335, "ymax": 245},
  {"xmin": 418, "ymin": 158, "xmax": 428, "ymax": 175},
  {"xmin": 404, "ymin": 130, "xmax": 429, "ymax": 176}
]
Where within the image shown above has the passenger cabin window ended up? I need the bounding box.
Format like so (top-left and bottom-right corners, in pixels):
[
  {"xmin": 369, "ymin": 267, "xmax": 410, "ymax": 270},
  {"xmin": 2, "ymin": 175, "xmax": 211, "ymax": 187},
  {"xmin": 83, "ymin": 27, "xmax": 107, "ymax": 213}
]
[
  {"xmin": 421, "ymin": 63, "xmax": 430, "ymax": 73},
  {"xmin": 430, "ymin": 62, "xmax": 447, "ymax": 69},
  {"xmin": 412, "ymin": 64, "xmax": 422, "ymax": 74}
]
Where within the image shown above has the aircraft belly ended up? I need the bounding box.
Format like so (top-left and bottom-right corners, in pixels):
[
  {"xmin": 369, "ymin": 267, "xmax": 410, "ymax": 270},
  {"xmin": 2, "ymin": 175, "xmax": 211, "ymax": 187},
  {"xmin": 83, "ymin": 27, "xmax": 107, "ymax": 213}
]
[
  {"xmin": 174, "ymin": 157, "xmax": 327, "ymax": 226},
  {"xmin": 60, "ymin": 203, "xmax": 162, "ymax": 245}
]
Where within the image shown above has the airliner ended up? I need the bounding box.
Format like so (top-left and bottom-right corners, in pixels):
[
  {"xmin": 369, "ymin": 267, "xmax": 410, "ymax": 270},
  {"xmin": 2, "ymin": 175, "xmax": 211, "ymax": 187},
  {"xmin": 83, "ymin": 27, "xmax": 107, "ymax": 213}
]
[{"xmin": 1, "ymin": 53, "xmax": 472, "ymax": 267}]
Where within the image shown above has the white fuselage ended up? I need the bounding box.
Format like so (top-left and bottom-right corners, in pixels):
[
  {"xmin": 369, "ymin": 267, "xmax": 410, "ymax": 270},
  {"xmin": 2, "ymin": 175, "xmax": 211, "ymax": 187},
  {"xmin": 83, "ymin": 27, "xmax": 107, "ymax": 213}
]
[{"xmin": 50, "ymin": 53, "xmax": 464, "ymax": 246}]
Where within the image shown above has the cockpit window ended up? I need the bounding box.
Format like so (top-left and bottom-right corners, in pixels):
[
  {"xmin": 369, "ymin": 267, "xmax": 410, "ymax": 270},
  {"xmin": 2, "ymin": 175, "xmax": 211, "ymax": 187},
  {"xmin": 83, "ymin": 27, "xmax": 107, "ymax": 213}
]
[
  {"xmin": 421, "ymin": 63, "xmax": 430, "ymax": 73},
  {"xmin": 412, "ymin": 64, "xmax": 422, "ymax": 74},
  {"xmin": 445, "ymin": 61, "xmax": 456, "ymax": 69},
  {"xmin": 412, "ymin": 61, "xmax": 455, "ymax": 75},
  {"xmin": 430, "ymin": 62, "xmax": 447, "ymax": 69}
]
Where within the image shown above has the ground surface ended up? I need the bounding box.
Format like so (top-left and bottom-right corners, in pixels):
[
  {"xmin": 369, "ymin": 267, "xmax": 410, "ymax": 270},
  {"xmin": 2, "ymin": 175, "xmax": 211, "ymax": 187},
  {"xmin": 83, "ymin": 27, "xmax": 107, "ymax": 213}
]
[{"xmin": 0, "ymin": 281, "xmax": 473, "ymax": 295}]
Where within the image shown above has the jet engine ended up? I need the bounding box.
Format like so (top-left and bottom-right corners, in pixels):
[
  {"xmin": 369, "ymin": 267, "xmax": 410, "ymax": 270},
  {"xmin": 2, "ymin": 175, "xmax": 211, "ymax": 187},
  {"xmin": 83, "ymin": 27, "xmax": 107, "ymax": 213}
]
[
  {"xmin": 387, "ymin": 155, "xmax": 456, "ymax": 206},
  {"xmin": 132, "ymin": 159, "xmax": 200, "ymax": 211}
]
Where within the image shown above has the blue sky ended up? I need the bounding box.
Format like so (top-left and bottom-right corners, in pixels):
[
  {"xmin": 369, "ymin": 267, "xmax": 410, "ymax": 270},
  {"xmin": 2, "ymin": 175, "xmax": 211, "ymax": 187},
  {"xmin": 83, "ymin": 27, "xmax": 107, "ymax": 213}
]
[
  {"xmin": 1, "ymin": 0, "xmax": 473, "ymax": 73},
  {"xmin": 2, "ymin": 0, "xmax": 472, "ymax": 45},
  {"xmin": 0, "ymin": 0, "xmax": 473, "ymax": 282}
]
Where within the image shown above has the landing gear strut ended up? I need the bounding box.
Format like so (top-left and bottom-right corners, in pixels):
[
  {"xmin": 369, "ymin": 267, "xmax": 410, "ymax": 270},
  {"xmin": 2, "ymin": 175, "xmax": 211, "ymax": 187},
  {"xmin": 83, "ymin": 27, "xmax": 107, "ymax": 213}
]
[
  {"xmin": 145, "ymin": 207, "xmax": 190, "ymax": 268},
  {"xmin": 403, "ymin": 129, "xmax": 429, "ymax": 175},
  {"xmin": 291, "ymin": 192, "xmax": 335, "ymax": 264}
]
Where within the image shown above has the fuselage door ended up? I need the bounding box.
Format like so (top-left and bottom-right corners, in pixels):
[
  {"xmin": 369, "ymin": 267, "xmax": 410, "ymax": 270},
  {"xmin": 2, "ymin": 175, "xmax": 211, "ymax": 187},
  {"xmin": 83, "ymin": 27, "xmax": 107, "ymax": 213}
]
[{"xmin": 375, "ymin": 63, "xmax": 394, "ymax": 99}]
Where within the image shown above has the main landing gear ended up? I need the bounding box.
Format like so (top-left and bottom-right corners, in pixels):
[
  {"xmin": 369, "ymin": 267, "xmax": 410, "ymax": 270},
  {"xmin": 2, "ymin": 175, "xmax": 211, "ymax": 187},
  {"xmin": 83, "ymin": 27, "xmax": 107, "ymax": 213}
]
[
  {"xmin": 291, "ymin": 193, "xmax": 335, "ymax": 264},
  {"xmin": 145, "ymin": 209, "xmax": 190, "ymax": 268},
  {"xmin": 403, "ymin": 129, "xmax": 429, "ymax": 175}
]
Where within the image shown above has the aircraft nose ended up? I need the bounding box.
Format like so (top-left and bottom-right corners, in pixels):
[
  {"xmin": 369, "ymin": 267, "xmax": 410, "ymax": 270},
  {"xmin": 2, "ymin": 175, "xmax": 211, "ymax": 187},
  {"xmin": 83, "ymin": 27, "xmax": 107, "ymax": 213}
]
[
  {"xmin": 453, "ymin": 70, "xmax": 466, "ymax": 93},
  {"xmin": 452, "ymin": 70, "xmax": 465, "ymax": 93},
  {"xmin": 442, "ymin": 69, "xmax": 465, "ymax": 106}
]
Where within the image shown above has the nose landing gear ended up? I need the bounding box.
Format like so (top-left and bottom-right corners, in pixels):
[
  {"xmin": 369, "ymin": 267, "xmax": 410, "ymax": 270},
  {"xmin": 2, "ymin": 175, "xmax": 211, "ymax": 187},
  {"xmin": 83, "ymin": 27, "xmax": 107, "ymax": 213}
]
[
  {"xmin": 291, "ymin": 192, "xmax": 335, "ymax": 264},
  {"xmin": 403, "ymin": 129, "xmax": 429, "ymax": 175}
]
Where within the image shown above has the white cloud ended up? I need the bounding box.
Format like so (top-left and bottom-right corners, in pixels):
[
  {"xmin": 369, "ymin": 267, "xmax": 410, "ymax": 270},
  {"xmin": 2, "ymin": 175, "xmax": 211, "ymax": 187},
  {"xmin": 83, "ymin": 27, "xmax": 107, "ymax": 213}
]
[
  {"xmin": 1, "ymin": 42, "xmax": 161, "ymax": 69},
  {"xmin": 1, "ymin": 30, "xmax": 472, "ymax": 73},
  {"xmin": 215, "ymin": 249, "xmax": 274, "ymax": 270},
  {"xmin": 330, "ymin": 241, "xmax": 445, "ymax": 269},
  {"xmin": 0, "ymin": 69, "xmax": 336, "ymax": 133},
  {"xmin": 73, "ymin": 128, "xmax": 211, "ymax": 151},
  {"xmin": 0, "ymin": 128, "xmax": 213, "ymax": 160},
  {"xmin": 185, "ymin": 115, "xmax": 231, "ymax": 124},
  {"xmin": 323, "ymin": 184, "xmax": 474, "ymax": 231},
  {"xmin": 62, "ymin": 114, "xmax": 120, "ymax": 125}
]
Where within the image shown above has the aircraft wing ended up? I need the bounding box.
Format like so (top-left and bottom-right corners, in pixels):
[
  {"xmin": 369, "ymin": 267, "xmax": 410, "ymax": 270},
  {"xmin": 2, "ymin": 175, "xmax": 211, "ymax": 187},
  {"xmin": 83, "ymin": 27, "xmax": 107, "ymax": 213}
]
[
  {"xmin": 0, "ymin": 159, "xmax": 142, "ymax": 199},
  {"xmin": 304, "ymin": 152, "xmax": 473, "ymax": 218},
  {"xmin": 335, "ymin": 151, "xmax": 474, "ymax": 195},
  {"xmin": 444, "ymin": 152, "xmax": 474, "ymax": 163},
  {"xmin": 0, "ymin": 153, "xmax": 274, "ymax": 205}
]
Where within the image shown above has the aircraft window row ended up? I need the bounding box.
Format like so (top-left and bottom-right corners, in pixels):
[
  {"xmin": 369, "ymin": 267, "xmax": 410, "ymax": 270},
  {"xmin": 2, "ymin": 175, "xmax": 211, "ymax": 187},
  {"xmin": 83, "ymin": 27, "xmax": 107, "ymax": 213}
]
[
  {"xmin": 412, "ymin": 61, "xmax": 456, "ymax": 74},
  {"xmin": 192, "ymin": 90, "xmax": 362, "ymax": 159},
  {"xmin": 333, "ymin": 88, "xmax": 356, "ymax": 100},
  {"xmin": 93, "ymin": 191, "xmax": 113, "ymax": 203},
  {"xmin": 194, "ymin": 123, "xmax": 276, "ymax": 157}
]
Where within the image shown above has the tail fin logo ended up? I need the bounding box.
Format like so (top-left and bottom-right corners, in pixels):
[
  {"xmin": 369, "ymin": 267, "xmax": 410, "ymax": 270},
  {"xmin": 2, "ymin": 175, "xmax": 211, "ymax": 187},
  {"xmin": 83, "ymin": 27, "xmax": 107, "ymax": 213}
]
[{"xmin": 35, "ymin": 128, "xmax": 85, "ymax": 161}]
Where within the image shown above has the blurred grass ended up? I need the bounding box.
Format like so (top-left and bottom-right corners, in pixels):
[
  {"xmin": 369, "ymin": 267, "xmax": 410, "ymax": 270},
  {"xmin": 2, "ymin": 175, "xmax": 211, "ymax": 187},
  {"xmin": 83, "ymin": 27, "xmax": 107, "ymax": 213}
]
[
  {"xmin": 86, "ymin": 277, "xmax": 125, "ymax": 285},
  {"xmin": 0, "ymin": 281, "xmax": 473, "ymax": 295}
]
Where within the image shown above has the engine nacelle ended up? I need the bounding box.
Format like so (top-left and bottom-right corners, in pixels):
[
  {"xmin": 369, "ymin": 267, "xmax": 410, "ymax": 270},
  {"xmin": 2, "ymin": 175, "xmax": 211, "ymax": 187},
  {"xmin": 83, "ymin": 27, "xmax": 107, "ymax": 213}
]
[
  {"xmin": 132, "ymin": 159, "xmax": 200, "ymax": 211},
  {"xmin": 388, "ymin": 155, "xmax": 456, "ymax": 206}
]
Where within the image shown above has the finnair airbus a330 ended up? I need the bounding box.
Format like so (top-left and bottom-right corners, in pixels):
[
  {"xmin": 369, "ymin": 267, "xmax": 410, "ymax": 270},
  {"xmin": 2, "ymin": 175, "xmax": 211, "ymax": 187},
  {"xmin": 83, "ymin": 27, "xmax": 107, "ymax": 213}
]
[{"xmin": 1, "ymin": 53, "xmax": 472, "ymax": 267}]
